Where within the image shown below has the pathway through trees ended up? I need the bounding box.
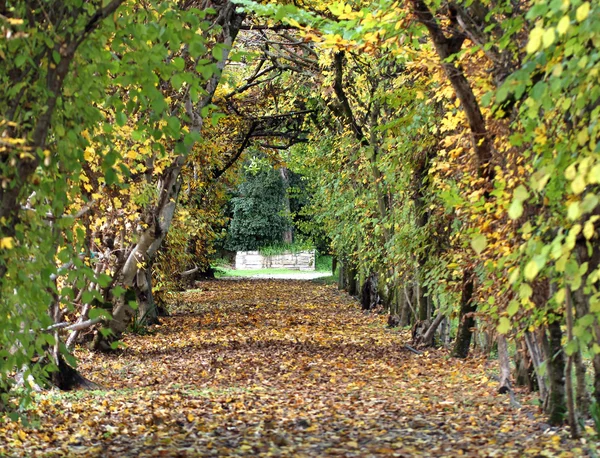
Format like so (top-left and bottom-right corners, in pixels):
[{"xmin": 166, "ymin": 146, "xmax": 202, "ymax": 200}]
[{"xmin": 0, "ymin": 280, "xmax": 585, "ymax": 456}]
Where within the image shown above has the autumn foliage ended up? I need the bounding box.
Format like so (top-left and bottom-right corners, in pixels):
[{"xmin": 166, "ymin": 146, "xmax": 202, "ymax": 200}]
[
  {"xmin": 1, "ymin": 0, "xmax": 600, "ymax": 451},
  {"xmin": 0, "ymin": 280, "xmax": 587, "ymax": 456}
]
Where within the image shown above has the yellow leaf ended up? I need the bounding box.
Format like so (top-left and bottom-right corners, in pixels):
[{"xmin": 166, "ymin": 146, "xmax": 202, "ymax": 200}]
[
  {"xmin": 576, "ymin": 2, "xmax": 590, "ymax": 22},
  {"xmin": 577, "ymin": 128, "xmax": 589, "ymax": 146},
  {"xmin": 565, "ymin": 163, "xmax": 577, "ymax": 180},
  {"xmin": 557, "ymin": 15, "xmax": 570, "ymax": 35},
  {"xmin": 84, "ymin": 147, "xmax": 94, "ymax": 161},
  {"xmin": 524, "ymin": 260, "xmax": 540, "ymax": 281},
  {"xmin": 526, "ymin": 27, "xmax": 544, "ymax": 54},
  {"xmin": 571, "ymin": 175, "xmax": 586, "ymax": 194},
  {"xmin": 584, "ymin": 220, "xmax": 595, "ymax": 239},
  {"xmin": 542, "ymin": 28, "xmax": 556, "ymax": 48},
  {"xmin": 0, "ymin": 237, "xmax": 14, "ymax": 249}
]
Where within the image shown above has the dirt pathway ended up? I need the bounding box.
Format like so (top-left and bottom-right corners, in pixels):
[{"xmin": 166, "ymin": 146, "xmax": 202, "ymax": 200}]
[{"xmin": 0, "ymin": 280, "xmax": 587, "ymax": 457}]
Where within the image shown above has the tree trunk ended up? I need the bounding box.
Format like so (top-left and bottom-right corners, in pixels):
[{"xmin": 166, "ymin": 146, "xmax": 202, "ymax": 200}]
[
  {"xmin": 451, "ymin": 270, "xmax": 476, "ymax": 358},
  {"xmin": 413, "ymin": 312, "xmax": 445, "ymax": 347},
  {"xmin": 497, "ymin": 335, "xmax": 512, "ymax": 393},
  {"xmin": 135, "ymin": 267, "xmax": 159, "ymax": 326},
  {"xmin": 417, "ymin": 272, "xmax": 429, "ymax": 321},
  {"xmin": 399, "ymin": 285, "xmax": 411, "ymax": 326},
  {"xmin": 565, "ymin": 286, "xmax": 579, "ymax": 438},
  {"xmin": 543, "ymin": 320, "xmax": 567, "ymax": 426},
  {"xmin": 361, "ymin": 273, "xmax": 378, "ymax": 311},
  {"xmin": 594, "ymin": 351, "xmax": 600, "ymax": 407},
  {"xmin": 93, "ymin": 160, "xmax": 184, "ymax": 350},
  {"xmin": 279, "ymin": 166, "xmax": 293, "ymax": 244},
  {"xmin": 514, "ymin": 339, "xmax": 536, "ymax": 391},
  {"xmin": 49, "ymin": 351, "xmax": 100, "ymax": 391},
  {"xmin": 347, "ymin": 262, "xmax": 358, "ymax": 296},
  {"xmin": 524, "ymin": 330, "xmax": 549, "ymax": 404},
  {"xmin": 338, "ymin": 259, "xmax": 346, "ymax": 290},
  {"xmin": 439, "ymin": 316, "xmax": 450, "ymax": 347},
  {"xmin": 571, "ymin": 284, "xmax": 590, "ymax": 414}
]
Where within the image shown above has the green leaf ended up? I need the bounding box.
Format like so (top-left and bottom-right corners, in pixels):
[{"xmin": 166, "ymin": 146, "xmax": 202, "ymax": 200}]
[
  {"xmin": 96, "ymin": 273, "xmax": 112, "ymax": 288},
  {"xmin": 89, "ymin": 308, "xmax": 112, "ymax": 320},
  {"xmin": 519, "ymin": 283, "xmax": 533, "ymax": 299},
  {"xmin": 167, "ymin": 116, "xmax": 181, "ymax": 136},
  {"xmin": 497, "ymin": 317, "xmax": 511, "ymax": 334},
  {"xmin": 507, "ymin": 300, "xmax": 519, "ymax": 317},
  {"xmin": 542, "ymin": 28, "xmax": 556, "ymax": 48},
  {"xmin": 112, "ymin": 285, "xmax": 126, "ymax": 297},
  {"xmin": 470, "ymin": 234, "xmax": 487, "ymax": 255},
  {"xmin": 15, "ymin": 54, "xmax": 27, "ymax": 68},
  {"xmin": 189, "ymin": 40, "xmax": 207, "ymax": 57},
  {"xmin": 514, "ymin": 185, "xmax": 529, "ymax": 201},
  {"xmin": 211, "ymin": 45, "xmax": 223, "ymax": 61},
  {"xmin": 590, "ymin": 296, "xmax": 600, "ymax": 313},
  {"xmin": 172, "ymin": 57, "xmax": 185, "ymax": 71},
  {"xmin": 116, "ymin": 111, "xmax": 127, "ymax": 127},
  {"xmin": 110, "ymin": 341, "xmax": 125, "ymax": 350},
  {"xmin": 81, "ymin": 290, "xmax": 98, "ymax": 305},
  {"xmin": 565, "ymin": 339, "xmax": 578, "ymax": 356},
  {"xmin": 581, "ymin": 194, "xmax": 598, "ymax": 213},
  {"xmin": 508, "ymin": 200, "xmax": 523, "ymax": 220},
  {"xmin": 171, "ymin": 73, "xmax": 185, "ymax": 90},
  {"xmin": 524, "ymin": 260, "xmax": 540, "ymax": 281},
  {"xmin": 211, "ymin": 112, "xmax": 227, "ymax": 127}
]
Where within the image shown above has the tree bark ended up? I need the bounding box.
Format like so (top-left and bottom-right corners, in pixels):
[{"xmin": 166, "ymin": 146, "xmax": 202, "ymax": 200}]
[
  {"xmin": 565, "ymin": 286, "xmax": 579, "ymax": 438},
  {"xmin": 451, "ymin": 270, "xmax": 476, "ymax": 358},
  {"xmin": 361, "ymin": 273, "xmax": 378, "ymax": 311},
  {"xmin": 543, "ymin": 320, "xmax": 567, "ymax": 426},
  {"xmin": 524, "ymin": 329, "xmax": 549, "ymax": 404},
  {"xmin": 399, "ymin": 285, "xmax": 411, "ymax": 326},
  {"xmin": 497, "ymin": 335, "xmax": 512, "ymax": 393},
  {"xmin": 514, "ymin": 339, "xmax": 536, "ymax": 391},
  {"xmin": 135, "ymin": 267, "xmax": 159, "ymax": 326},
  {"xmin": 338, "ymin": 259, "xmax": 346, "ymax": 290},
  {"xmin": 279, "ymin": 167, "xmax": 293, "ymax": 244},
  {"xmin": 347, "ymin": 261, "xmax": 358, "ymax": 296},
  {"xmin": 415, "ymin": 312, "xmax": 445, "ymax": 347}
]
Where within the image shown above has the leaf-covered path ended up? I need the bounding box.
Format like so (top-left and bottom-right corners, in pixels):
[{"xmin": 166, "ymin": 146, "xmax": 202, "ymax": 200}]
[{"xmin": 0, "ymin": 280, "xmax": 587, "ymax": 457}]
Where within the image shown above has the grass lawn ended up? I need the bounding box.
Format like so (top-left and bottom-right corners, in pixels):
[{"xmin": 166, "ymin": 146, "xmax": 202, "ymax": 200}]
[
  {"xmin": 214, "ymin": 254, "xmax": 334, "ymax": 278},
  {"xmin": 214, "ymin": 267, "xmax": 316, "ymax": 277}
]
